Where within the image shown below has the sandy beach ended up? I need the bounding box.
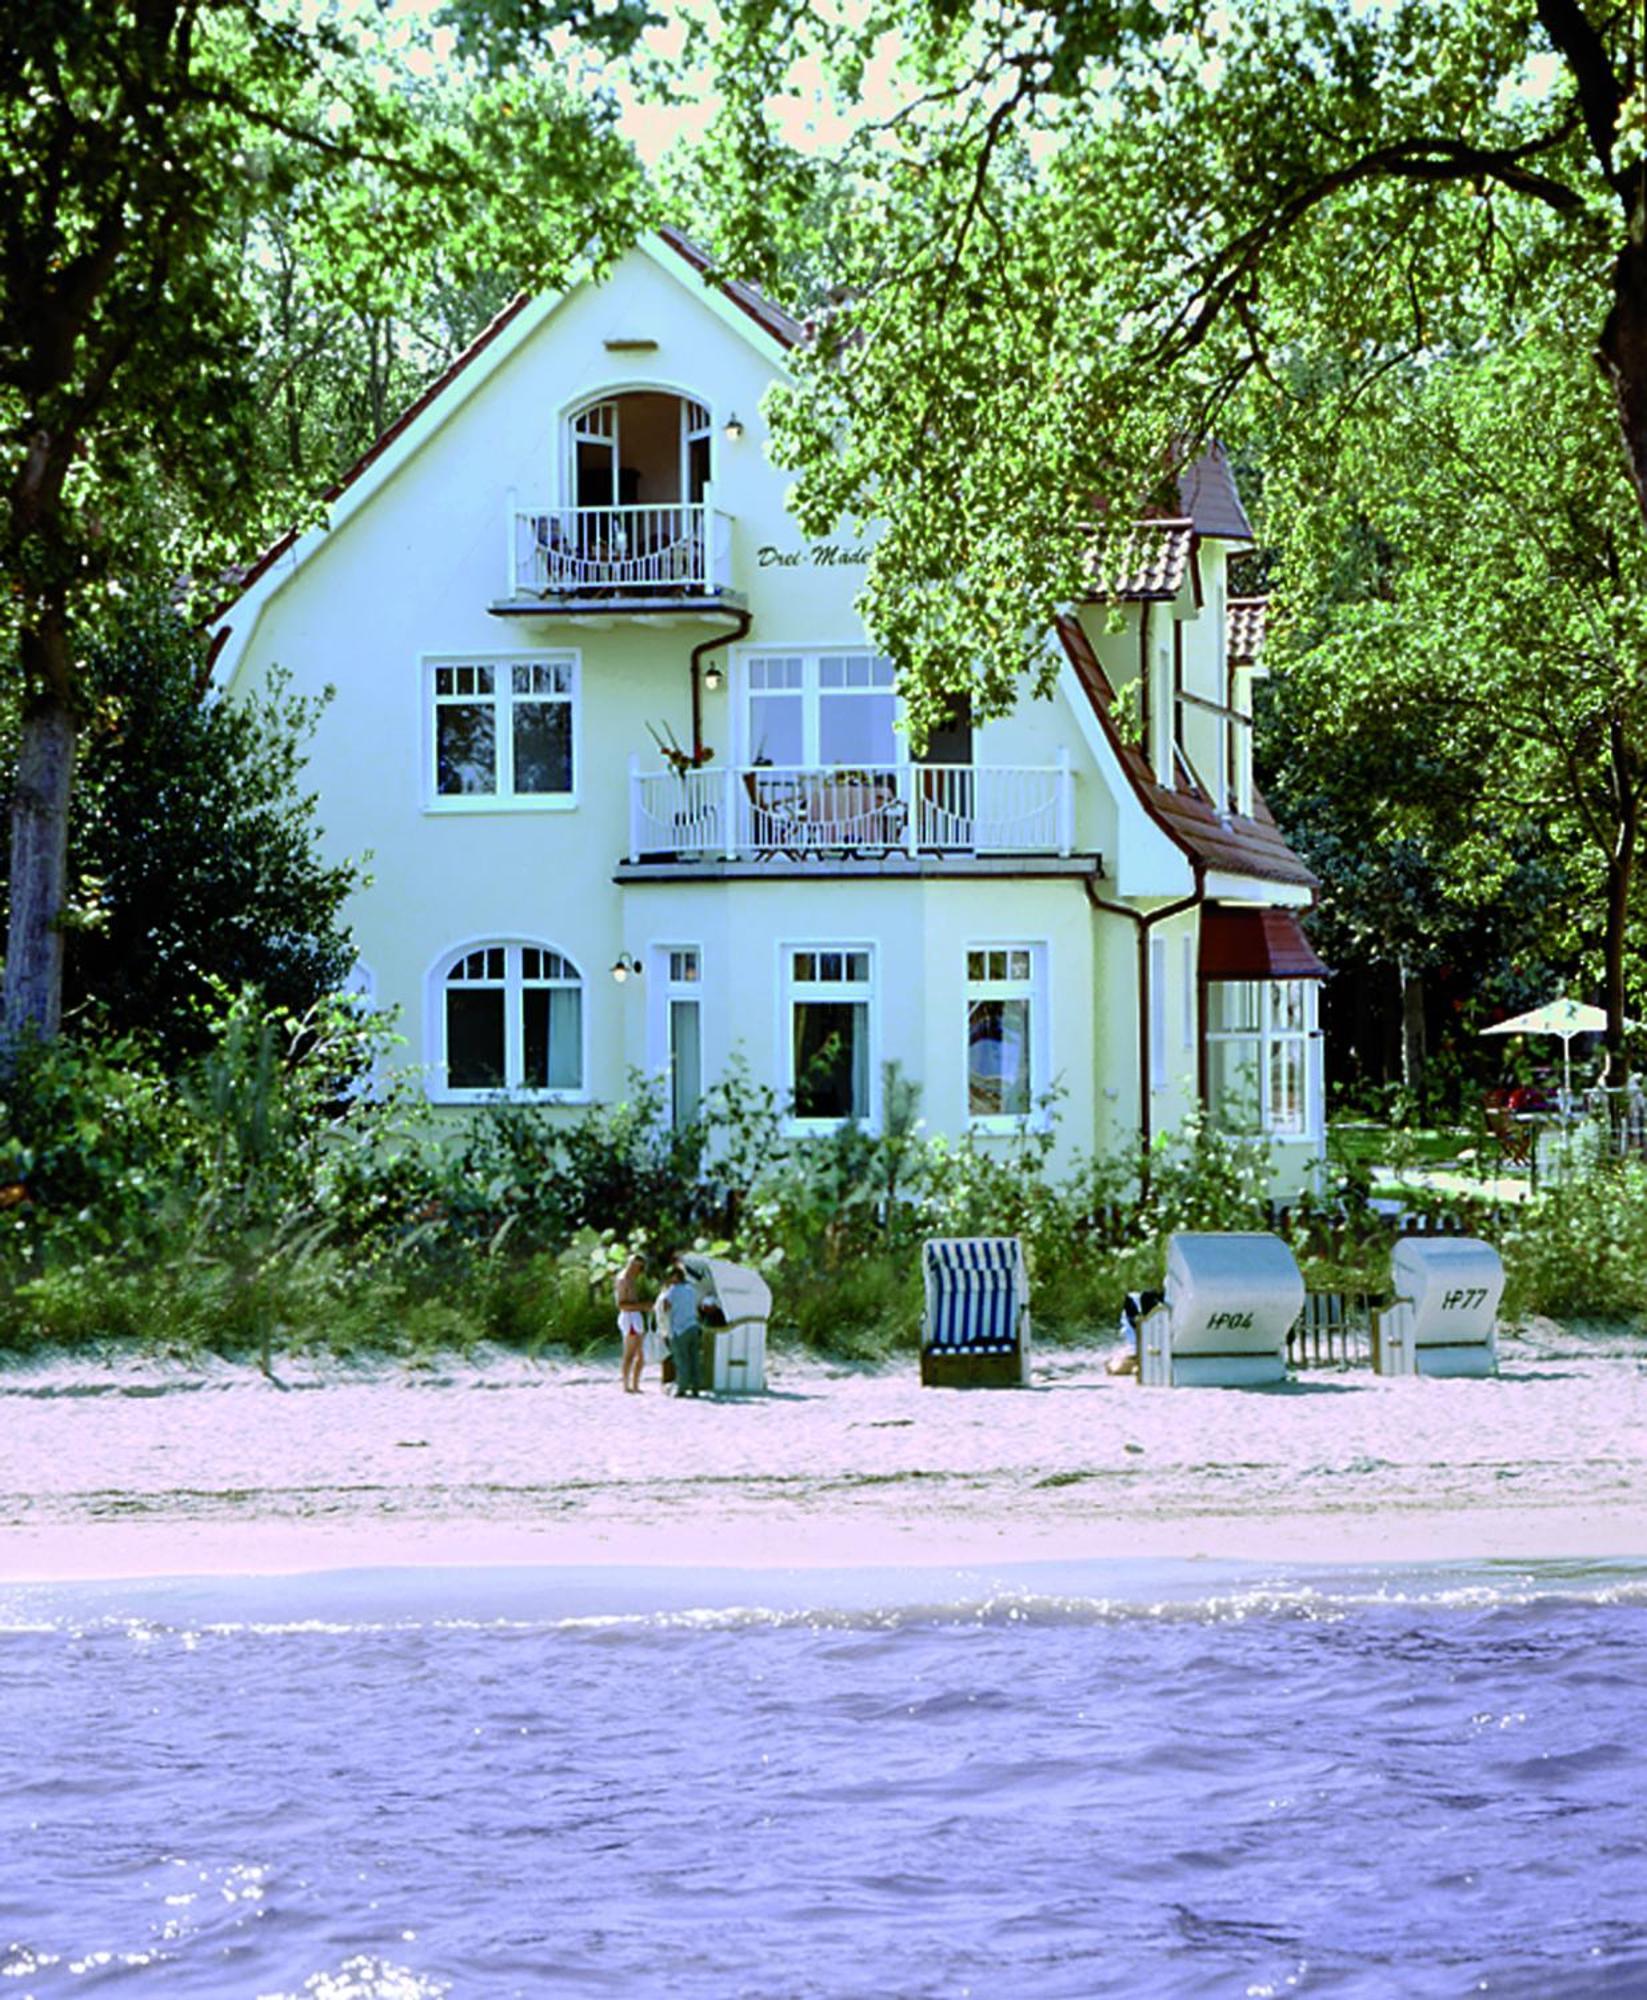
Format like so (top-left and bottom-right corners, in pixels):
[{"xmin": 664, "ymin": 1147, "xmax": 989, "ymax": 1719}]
[{"xmin": 2, "ymin": 1319, "xmax": 1644, "ymax": 1583}]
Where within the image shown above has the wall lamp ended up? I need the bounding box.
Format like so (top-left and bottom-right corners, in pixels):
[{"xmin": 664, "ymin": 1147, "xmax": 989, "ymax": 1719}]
[
  {"xmin": 723, "ymin": 413, "xmax": 745, "ymax": 442},
  {"xmin": 703, "ymin": 660, "xmax": 725, "ymax": 692},
  {"xmin": 611, "ymin": 952, "xmax": 644, "ymax": 984}
]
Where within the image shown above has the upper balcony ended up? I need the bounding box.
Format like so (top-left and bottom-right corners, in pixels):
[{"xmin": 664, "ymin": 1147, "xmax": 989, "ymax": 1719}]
[
  {"xmin": 491, "ymin": 388, "xmax": 744, "ymax": 623},
  {"xmin": 622, "ymin": 757, "xmax": 1082, "ymax": 876},
  {"xmin": 500, "ymin": 502, "xmax": 738, "ymax": 616}
]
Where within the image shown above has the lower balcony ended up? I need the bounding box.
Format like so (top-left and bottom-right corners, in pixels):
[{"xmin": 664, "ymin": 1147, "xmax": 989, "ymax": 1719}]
[{"xmin": 626, "ymin": 757, "xmax": 1076, "ymax": 864}]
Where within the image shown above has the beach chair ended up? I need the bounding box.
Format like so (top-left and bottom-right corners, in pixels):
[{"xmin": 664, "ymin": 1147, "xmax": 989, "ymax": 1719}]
[
  {"xmin": 1137, "ymin": 1232, "xmax": 1303, "ymax": 1388},
  {"xmin": 920, "ymin": 1237, "xmax": 1031, "ymax": 1387},
  {"xmin": 1371, "ymin": 1236, "xmax": 1501, "ymax": 1378},
  {"xmin": 682, "ymin": 1254, "xmax": 772, "ymax": 1394}
]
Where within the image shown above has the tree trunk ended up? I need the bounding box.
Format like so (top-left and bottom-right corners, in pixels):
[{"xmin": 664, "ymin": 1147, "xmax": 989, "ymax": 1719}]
[
  {"xmin": 1599, "ymin": 233, "xmax": 1647, "ymax": 530},
  {"xmin": 3, "ymin": 693, "xmax": 78, "ymax": 1051},
  {"xmin": 1399, "ymin": 963, "xmax": 1427, "ymax": 1097}
]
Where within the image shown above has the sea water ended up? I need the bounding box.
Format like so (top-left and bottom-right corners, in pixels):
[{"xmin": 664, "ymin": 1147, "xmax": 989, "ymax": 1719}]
[{"xmin": 2, "ymin": 1561, "xmax": 1645, "ymax": 2000}]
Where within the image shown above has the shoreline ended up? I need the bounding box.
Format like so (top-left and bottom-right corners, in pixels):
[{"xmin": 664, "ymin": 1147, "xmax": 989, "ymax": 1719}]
[
  {"xmin": 5, "ymin": 1506, "xmax": 1647, "ymax": 1589},
  {"xmin": 3, "ymin": 1326, "xmax": 1644, "ymax": 1587}
]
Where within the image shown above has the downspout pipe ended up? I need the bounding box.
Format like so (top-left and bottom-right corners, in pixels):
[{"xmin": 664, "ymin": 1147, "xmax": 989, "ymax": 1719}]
[
  {"xmin": 690, "ymin": 608, "xmax": 752, "ymax": 759},
  {"xmin": 1085, "ymin": 862, "xmax": 1206, "ymax": 1193}
]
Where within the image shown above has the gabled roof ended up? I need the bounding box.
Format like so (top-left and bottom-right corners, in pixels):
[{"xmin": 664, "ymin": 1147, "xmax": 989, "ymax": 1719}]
[
  {"xmin": 1056, "ymin": 615, "xmax": 1317, "ymax": 890},
  {"xmin": 210, "ymin": 230, "xmax": 792, "ymax": 633},
  {"xmin": 1227, "ymin": 597, "xmax": 1268, "ymax": 664}
]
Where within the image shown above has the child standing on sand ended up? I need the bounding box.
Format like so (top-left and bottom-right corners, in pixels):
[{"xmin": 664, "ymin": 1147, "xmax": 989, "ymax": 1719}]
[{"xmin": 615, "ymin": 1251, "xmax": 648, "ymax": 1393}]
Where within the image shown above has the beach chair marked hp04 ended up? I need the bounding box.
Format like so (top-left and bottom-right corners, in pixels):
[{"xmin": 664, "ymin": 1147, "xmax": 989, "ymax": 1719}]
[
  {"xmin": 920, "ymin": 1237, "xmax": 1032, "ymax": 1388},
  {"xmin": 681, "ymin": 1255, "xmax": 772, "ymax": 1394},
  {"xmin": 1371, "ymin": 1237, "xmax": 1502, "ymax": 1379},
  {"xmin": 1137, "ymin": 1232, "xmax": 1304, "ymax": 1388}
]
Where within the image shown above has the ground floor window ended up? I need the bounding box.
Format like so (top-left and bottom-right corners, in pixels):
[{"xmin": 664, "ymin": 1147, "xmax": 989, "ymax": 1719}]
[
  {"xmin": 666, "ymin": 948, "xmax": 702, "ymax": 1130},
  {"xmin": 788, "ymin": 947, "xmax": 872, "ymax": 1123},
  {"xmin": 966, "ymin": 945, "xmax": 1040, "ymax": 1121},
  {"xmin": 1205, "ymin": 978, "xmax": 1312, "ymax": 1136},
  {"xmin": 441, "ymin": 943, "xmax": 582, "ymax": 1096}
]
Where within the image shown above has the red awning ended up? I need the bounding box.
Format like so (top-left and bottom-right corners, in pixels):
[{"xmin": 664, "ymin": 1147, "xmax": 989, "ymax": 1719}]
[{"xmin": 1200, "ymin": 907, "xmax": 1329, "ymax": 980}]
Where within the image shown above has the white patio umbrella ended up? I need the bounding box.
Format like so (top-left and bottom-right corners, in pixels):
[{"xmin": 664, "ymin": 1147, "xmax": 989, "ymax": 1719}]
[{"xmin": 1480, "ymin": 998, "xmax": 1615, "ymax": 1108}]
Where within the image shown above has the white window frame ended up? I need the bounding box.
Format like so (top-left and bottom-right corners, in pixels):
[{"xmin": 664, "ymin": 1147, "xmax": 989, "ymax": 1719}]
[
  {"xmin": 1205, "ymin": 977, "xmax": 1319, "ymax": 1139},
  {"xmin": 739, "ymin": 645, "xmax": 899, "ymax": 771},
  {"xmin": 657, "ymin": 944, "xmax": 703, "ymax": 1130},
  {"xmin": 423, "ymin": 651, "xmax": 580, "ymax": 812},
  {"xmin": 781, "ymin": 941, "xmax": 878, "ymax": 1132},
  {"xmin": 426, "ymin": 938, "xmax": 589, "ymax": 1104},
  {"xmin": 963, "ymin": 942, "xmax": 1048, "ymax": 1131}
]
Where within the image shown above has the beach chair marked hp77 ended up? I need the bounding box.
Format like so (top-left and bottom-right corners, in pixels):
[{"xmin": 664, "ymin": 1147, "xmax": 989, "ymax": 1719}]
[
  {"xmin": 1371, "ymin": 1237, "xmax": 1502, "ymax": 1378},
  {"xmin": 920, "ymin": 1237, "xmax": 1032, "ymax": 1388}
]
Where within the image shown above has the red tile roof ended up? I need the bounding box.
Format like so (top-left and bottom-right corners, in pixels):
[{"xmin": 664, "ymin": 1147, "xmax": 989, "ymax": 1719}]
[
  {"xmin": 1056, "ymin": 615, "xmax": 1317, "ymax": 890},
  {"xmin": 1227, "ymin": 596, "xmax": 1268, "ymax": 664},
  {"xmin": 653, "ymin": 225, "xmax": 806, "ymax": 350},
  {"xmin": 1083, "ymin": 519, "xmax": 1197, "ymax": 602}
]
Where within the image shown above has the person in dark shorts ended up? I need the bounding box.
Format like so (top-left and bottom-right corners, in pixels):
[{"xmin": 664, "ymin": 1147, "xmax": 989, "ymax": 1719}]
[{"xmin": 658, "ymin": 1258, "xmax": 703, "ymax": 1398}]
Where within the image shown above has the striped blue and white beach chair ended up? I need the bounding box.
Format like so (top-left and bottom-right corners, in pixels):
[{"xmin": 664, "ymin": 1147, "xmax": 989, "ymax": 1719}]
[{"xmin": 920, "ymin": 1237, "xmax": 1032, "ymax": 1387}]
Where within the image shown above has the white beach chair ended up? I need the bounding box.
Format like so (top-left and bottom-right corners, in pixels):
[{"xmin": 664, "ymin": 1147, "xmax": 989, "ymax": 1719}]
[
  {"xmin": 1137, "ymin": 1232, "xmax": 1303, "ymax": 1388},
  {"xmin": 920, "ymin": 1237, "xmax": 1032, "ymax": 1388},
  {"xmin": 1371, "ymin": 1237, "xmax": 1502, "ymax": 1378},
  {"xmin": 682, "ymin": 1255, "xmax": 772, "ymax": 1394}
]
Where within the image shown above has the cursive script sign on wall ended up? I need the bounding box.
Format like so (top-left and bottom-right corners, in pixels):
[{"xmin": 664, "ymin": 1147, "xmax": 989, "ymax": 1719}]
[{"xmin": 756, "ymin": 542, "xmax": 873, "ymax": 569}]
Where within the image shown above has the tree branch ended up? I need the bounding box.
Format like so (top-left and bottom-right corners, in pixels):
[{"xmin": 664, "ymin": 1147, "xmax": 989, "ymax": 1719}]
[{"xmin": 1534, "ymin": 0, "xmax": 1627, "ymax": 202}]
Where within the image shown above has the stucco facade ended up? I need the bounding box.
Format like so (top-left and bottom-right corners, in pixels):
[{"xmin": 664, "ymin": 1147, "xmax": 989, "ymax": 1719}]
[{"xmin": 212, "ymin": 231, "xmax": 1326, "ymax": 1185}]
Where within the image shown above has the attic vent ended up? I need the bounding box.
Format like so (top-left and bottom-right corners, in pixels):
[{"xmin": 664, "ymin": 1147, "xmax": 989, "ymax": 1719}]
[{"xmin": 603, "ymin": 338, "xmax": 659, "ymax": 352}]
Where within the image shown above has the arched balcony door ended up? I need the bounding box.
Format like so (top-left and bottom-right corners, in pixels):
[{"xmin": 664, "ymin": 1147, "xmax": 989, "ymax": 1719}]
[
  {"xmin": 568, "ymin": 392, "xmax": 711, "ymax": 509},
  {"xmin": 520, "ymin": 391, "xmax": 719, "ymax": 598}
]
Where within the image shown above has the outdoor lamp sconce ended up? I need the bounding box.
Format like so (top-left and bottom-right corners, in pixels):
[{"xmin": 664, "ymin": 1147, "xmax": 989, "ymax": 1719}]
[
  {"xmin": 723, "ymin": 413, "xmax": 744, "ymax": 442},
  {"xmin": 703, "ymin": 660, "xmax": 725, "ymax": 692},
  {"xmin": 611, "ymin": 952, "xmax": 643, "ymax": 984}
]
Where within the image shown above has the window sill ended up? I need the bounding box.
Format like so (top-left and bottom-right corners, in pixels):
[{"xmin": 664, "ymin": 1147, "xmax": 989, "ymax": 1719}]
[
  {"xmin": 427, "ymin": 1086, "xmax": 591, "ymax": 1107},
  {"xmin": 424, "ymin": 795, "xmax": 579, "ymax": 815},
  {"xmin": 966, "ymin": 1115, "xmax": 1047, "ymax": 1136}
]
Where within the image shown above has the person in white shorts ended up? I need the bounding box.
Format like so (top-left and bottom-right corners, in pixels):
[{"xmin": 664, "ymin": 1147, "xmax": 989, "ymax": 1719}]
[{"xmin": 614, "ymin": 1251, "xmax": 649, "ymax": 1393}]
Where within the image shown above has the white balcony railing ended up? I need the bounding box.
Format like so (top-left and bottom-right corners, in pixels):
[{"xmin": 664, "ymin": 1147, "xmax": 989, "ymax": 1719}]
[
  {"xmin": 627, "ymin": 756, "xmax": 1075, "ymax": 862},
  {"xmin": 511, "ymin": 504, "xmax": 733, "ymax": 598}
]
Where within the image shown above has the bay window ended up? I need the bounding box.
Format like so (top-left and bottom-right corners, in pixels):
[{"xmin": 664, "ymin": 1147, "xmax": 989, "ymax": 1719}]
[{"xmin": 1206, "ymin": 978, "xmax": 1313, "ymax": 1137}]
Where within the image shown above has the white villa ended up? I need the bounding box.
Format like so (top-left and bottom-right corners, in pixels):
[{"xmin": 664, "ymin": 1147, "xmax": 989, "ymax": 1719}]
[{"xmin": 210, "ymin": 228, "xmax": 1326, "ymax": 1184}]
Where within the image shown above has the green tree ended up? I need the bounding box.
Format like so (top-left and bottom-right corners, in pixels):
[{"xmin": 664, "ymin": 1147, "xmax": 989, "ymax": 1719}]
[
  {"xmin": 0, "ymin": 0, "xmax": 647, "ymax": 1048},
  {"xmin": 1257, "ymin": 331, "xmax": 1647, "ymax": 1057},
  {"xmin": 692, "ymin": 2, "xmax": 1637, "ymax": 712},
  {"xmin": 6, "ymin": 600, "xmax": 359, "ymax": 1056}
]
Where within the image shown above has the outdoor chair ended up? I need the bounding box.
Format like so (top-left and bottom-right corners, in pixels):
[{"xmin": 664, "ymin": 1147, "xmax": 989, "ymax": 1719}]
[
  {"xmin": 920, "ymin": 1236, "xmax": 1032, "ymax": 1387},
  {"xmin": 1483, "ymin": 1090, "xmax": 1533, "ymax": 1168},
  {"xmin": 1137, "ymin": 1231, "xmax": 1302, "ymax": 1388},
  {"xmin": 681, "ymin": 1254, "xmax": 771, "ymax": 1394}
]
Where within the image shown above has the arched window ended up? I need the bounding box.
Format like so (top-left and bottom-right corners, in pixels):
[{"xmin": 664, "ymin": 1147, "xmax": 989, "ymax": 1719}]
[{"xmin": 440, "ymin": 943, "xmax": 583, "ymax": 1097}]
